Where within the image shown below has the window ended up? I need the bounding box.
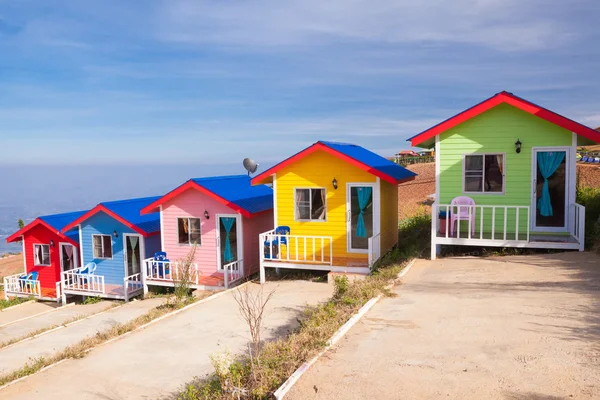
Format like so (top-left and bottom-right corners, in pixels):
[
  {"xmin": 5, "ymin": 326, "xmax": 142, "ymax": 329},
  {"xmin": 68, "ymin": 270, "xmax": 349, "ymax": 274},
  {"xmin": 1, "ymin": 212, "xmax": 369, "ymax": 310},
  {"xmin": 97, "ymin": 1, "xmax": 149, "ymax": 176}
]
[
  {"xmin": 295, "ymin": 188, "xmax": 326, "ymax": 221},
  {"xmin": 464, "ymin": 154, "xmax": 504, "ymax": 193},
  {"xmin": 33, "ymin": 244, "xmax": 50, "ymax": 266},
  {"xmin": 92, "ymin": 235, "xmax": 113, "ymax": 259},
  {"xmin": 178, "ymin": 217, "xmax": 202, "ymax": 245}
]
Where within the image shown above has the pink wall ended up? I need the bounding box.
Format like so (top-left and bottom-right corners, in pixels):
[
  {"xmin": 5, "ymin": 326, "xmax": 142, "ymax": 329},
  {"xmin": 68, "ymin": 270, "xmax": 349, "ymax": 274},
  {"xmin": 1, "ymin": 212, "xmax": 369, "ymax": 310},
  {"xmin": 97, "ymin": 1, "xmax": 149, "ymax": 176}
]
[{"xmin": 161, "ymin": 188, "xmax": 273, "ymax": 278}]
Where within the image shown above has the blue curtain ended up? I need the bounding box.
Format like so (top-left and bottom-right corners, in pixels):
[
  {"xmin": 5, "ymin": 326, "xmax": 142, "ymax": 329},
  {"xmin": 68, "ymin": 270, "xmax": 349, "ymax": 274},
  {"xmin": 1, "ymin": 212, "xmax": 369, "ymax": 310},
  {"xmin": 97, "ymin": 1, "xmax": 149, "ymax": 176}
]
[
  {"xmin": 537, "ymin": 151, "xmax": 565, "ymax": 217},
  {"xmin": 222, "ymin": 217, "xmax": 235, "ymax": 263},
  {"xmin": 356, "ymin": 187, "xmax": 372, "ymax": 238}
]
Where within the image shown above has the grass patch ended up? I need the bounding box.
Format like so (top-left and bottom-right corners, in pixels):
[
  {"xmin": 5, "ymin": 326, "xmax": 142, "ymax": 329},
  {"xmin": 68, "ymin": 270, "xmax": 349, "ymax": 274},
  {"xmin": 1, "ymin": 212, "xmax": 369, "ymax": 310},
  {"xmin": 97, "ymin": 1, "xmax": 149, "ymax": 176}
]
[
  {"xmin": 172, "ymin": 214, "xmax": 431, "ymax": 400},
  {"xmin": 576, "ymin": 184, "xmax": 600, "ymax": 251},
  {"xmin": 0, "ymin": 295, "xmax": 203, "ymax": 388},
  {"xmin": 0, "ymin": 296, "xmax": 32, "ymax": 311},
  {"xmin": 82, "ymin": 296, "xmax": 103, "ymax": 305}
]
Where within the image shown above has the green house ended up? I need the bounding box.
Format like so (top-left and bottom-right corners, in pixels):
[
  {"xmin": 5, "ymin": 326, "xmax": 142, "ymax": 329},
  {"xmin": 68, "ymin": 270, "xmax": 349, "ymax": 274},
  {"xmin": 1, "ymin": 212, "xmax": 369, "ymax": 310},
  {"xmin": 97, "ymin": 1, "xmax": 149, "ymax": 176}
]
[{"xmin": 409, "ymin": 91, "xmax": 600, "ymax": 259}]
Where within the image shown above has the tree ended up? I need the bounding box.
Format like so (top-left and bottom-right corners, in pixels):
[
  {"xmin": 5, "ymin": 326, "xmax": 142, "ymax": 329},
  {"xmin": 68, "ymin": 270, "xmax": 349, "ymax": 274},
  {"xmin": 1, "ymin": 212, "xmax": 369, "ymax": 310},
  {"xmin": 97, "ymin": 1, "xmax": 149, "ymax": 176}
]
[{"xmin": 18, "ymin": 219, "xmax": 24, "ymax": 229}]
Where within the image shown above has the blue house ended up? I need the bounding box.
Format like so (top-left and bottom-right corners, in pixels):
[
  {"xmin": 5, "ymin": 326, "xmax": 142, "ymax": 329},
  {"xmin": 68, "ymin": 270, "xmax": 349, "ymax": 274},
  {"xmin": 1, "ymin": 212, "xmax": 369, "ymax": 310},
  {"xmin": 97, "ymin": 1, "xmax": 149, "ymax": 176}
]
[{"xmin": 61, "ymin": 196, "xmax": 161, "ymax": 301}]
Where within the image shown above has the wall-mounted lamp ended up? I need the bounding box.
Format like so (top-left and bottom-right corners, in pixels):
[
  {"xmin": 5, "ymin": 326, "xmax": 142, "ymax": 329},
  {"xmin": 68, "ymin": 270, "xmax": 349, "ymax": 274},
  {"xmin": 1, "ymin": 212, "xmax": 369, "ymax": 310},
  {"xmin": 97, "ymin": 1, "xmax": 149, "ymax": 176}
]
[
  {"xmin": 49, "ymin": 240, "xmax": 55, "ymax": 247},
  {"xmin": 204, "ymin": 210, "xmax": 210, "ymax": 219},
  {"xmin": 515, "ymin": 139, "xmax": 522, "ymax": 154},
  {"xmin": 113, "ymin": 230, "xmax": 119, "ymax": 238},
  {"xmin": 332, "ymin": 177, "xmax": 338, "ymax": 190}
]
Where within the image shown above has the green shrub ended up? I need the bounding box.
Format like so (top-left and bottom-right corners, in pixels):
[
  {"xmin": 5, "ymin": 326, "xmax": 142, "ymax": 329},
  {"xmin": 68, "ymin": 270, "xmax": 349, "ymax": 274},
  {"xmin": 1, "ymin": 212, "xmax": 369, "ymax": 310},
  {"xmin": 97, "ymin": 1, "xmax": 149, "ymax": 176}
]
[{"xmin": 576, "ymin": 184, "xmax": 600, "ymax": 250}]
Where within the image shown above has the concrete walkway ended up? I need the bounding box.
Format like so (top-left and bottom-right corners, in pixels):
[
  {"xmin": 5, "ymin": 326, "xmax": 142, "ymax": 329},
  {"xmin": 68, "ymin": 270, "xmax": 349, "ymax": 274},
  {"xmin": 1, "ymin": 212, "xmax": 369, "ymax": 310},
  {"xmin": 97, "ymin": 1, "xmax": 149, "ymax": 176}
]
[
  {"xmin": 0, "ymin": 301, "xmax": 113, "ymax": 344},
  {"xmin": 0, "ymin": 281, "xmax": 332, "ymax": 399},
  {"xmin": 287, "ymin": 252, "xmax": 600, "ymax": 400},
  {"xmin": 0, "ymin": 302, "xmax": 58, "ymax": 326},
  {"xmin": 0, "ymin": 298, "xmax": 164, "ymax": 376}
]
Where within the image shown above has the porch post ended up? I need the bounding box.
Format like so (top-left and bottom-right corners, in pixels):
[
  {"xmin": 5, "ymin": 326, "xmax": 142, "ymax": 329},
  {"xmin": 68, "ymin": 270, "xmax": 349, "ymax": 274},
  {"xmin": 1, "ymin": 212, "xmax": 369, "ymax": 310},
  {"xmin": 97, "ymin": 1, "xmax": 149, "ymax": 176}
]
[
  {"xmin": 579, "ymin": 207, "xmax": 586, "ymax": 252},
  {"xmin": 124, "ymin": 278, "xmax": 129, "ymax": 302},
  {"xmin": 430, "ymin": 203, "xmax": 438, "ymax": 260},
  {"xmin": 60, "ymin": 272, "xmax": 67, "ymax": 304},
  {"xmin": 3, "ymin": 278, "xmax": 7, "ymax": 300},
  {"xmin": 141, "ymin": 259, "xmax": 148, "ymax": 296}
]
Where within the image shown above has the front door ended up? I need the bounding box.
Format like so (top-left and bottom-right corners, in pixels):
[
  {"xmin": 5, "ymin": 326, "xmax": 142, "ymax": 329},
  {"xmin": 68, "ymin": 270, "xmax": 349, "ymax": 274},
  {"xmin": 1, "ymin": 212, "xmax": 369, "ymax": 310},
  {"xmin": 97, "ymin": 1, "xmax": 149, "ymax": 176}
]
[
  {"xmin": 532, "ymin": 148, "xmax": 569, "ymax": 232},
  {"xmin": 60, "ymin": 243, "xmax": 77, "ymax": 272},
  {"xmin": 347, "ymin": 184, "xmax": 376, "ymax": 252},
  {"xmin": 216, "ymin": 215, "xmax": 241, "ymax": 271},
  {"xmin": 123, "ymin": 234, "xmax": 143, "ymax": 276}
]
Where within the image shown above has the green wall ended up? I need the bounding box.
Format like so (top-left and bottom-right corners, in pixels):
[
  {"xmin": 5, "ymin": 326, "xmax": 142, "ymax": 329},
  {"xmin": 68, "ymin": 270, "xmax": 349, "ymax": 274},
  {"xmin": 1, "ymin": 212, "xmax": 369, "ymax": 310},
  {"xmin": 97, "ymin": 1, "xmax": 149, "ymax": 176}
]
[{"xmin": 439, "ymin": 103, "xmax": 572, "ymax": 235}]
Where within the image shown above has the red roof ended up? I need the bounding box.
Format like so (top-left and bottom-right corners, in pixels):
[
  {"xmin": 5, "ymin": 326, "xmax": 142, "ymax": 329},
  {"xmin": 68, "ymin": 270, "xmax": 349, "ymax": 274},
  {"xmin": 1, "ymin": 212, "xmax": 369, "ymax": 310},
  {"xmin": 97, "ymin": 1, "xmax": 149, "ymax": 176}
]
[
  {"xmin": 409, "ymin": 91, "xmax": 600, "ymax": 147},
  {"xmin": 6, "ymin": 218, "xmax": 78, "ymax": 246}
]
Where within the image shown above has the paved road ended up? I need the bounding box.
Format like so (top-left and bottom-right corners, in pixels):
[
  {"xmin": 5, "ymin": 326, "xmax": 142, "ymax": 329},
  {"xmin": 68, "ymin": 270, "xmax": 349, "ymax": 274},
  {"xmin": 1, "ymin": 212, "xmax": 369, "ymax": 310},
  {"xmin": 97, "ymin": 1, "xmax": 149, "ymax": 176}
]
[
  {"xmin": 0, "ymin": 281, "xmax": 333, "ymax": 399},
  {"xmin": 0, "ymin": 302, "xmax": 58, "ymax": 326},
  {"xmin": 0, "ymin": 298, "xmax": 164, "ymax": 376},
  {"xmin": 0, "ymin": 301, "xmax": 113, "ymax": 344},
  {"xmin": 287, "ymin": 252, "xmax": 600, "ymax": 400}
]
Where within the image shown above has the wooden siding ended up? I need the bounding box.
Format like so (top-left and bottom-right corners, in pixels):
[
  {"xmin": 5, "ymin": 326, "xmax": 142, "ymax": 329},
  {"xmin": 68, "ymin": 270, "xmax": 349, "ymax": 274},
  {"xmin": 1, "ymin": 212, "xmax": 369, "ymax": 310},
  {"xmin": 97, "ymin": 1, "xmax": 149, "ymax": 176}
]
[
  {"xmin": 161, "ymin": 188, "xmax": 272, "ymax": 278},
  {"xmin": 22, "ymin": 225, "xmax": 80, "ymax": 295},
  {"xmin": 380, "ymin": 180, "xmax": 398, "ymax": 254},
  {"xmin": 242, "ymin": 210, "xmax": 273, "ymax": 276},
  {"xmin": 80, "ymin": 212, "xmax": 140, "ymax": 285},
  {"xmin": 439, "ymin": 103, "xmax": 572, "ymax": 233},
  {"xmin": 274, "ymin": 150, "xmax": 376, "ymax": 261}
]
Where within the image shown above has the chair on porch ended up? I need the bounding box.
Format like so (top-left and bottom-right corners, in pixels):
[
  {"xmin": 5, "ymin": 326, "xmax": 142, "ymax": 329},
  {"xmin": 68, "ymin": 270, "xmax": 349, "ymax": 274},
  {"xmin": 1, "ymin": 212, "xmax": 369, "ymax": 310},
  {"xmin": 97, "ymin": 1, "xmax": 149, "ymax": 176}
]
[
  {"xmin": 19, "ymin": 271, "xmax": 39, "ymax": 293},
  {"xmin": 263, "ymin": 226, "xmax": 290, "ymax": 259},
  {"xmin": 152, "ymin": 252, "xmax": 170, "ymax": 278},
  {"xmin": 450, "ymin": 196, "xmax": 476, "ymax": 237}
]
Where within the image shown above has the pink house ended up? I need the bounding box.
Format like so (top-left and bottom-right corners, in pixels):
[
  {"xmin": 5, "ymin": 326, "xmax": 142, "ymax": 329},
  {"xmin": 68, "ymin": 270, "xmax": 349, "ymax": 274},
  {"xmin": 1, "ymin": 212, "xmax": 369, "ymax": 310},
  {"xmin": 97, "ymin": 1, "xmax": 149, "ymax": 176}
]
[{"xmin": 140, "ymin": 175, "xmax": 273, "ymax": 290}]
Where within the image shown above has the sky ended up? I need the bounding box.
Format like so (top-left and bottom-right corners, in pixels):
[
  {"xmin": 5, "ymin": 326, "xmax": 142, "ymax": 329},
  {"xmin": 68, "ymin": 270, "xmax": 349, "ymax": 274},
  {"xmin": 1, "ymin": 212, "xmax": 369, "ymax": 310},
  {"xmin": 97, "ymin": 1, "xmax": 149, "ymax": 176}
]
[{"xmin": 1, "ymin": 0, "xmax": 599, "ymax": 166}]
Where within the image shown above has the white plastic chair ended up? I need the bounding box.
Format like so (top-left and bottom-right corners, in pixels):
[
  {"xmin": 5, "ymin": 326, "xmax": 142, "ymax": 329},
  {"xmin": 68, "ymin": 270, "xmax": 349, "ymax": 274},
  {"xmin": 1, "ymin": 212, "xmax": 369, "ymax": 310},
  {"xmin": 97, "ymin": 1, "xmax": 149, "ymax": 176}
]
[{"xmin": 450, "ymin": 196, "xmax": 476, "ymax": 237}]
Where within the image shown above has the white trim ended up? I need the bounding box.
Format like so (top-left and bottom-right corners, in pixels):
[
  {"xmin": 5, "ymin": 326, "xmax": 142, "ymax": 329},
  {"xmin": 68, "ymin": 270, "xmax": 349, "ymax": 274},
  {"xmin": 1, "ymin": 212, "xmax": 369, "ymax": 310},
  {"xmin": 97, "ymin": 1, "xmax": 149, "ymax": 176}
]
[
  {"xmin": 433, "ymin": 236, "xmax": 581, "ymax": 250},
  {"xmin": 159, "ymin": 205, "xmax": 165, "ymax": 251},
  {"xmin": 261, "ymin": 261, "xmax": 371, "ymax": 275},
  {"xmin": 22, "ymin": 239, "xmax": 26, "ymax": 273},
  {"xmin": 293, "ymin": 187, "xmax": 328, "ymax": 222},
  {"xmin": 462, "ymin": 153, "xmax": 506, "ymax": 195},
  {"xmin": 58, "ymin": 242, "xmax": 78, "ymax": 274},
  {"xmin": 530, "ymin": 146, "xmax": 571, "ymax": 232},
  {"xmin": 123, "ymin": 233, "xmax": 145, "ymax": 277},
  {"xmin": 569, "ymin": 133, "xmax": 577, "ymax": 228},
  {"xmin": 92, "ymin": 234, "xmax": 113, "ymax": 259},
  {"xmin": 32, "ymin": 243, "xmax": 51, "ymax": 266},
  {"xmin": 435, "ymin": 136, "xmax": 440, "ymax": 203},
  {"xmin": 78, "ymin": 225, "xmax": 84, "ymax": 267},
  {"xmin": 215, "ymin": 214, "xmax": 243, "ymax": 272},
  {"xmin": 176, "ymin": 216, "xmax": 202, "ymax": 246},
  {"xmin": 273, "ymin": 173, "xmax": 278, "ymax": 228},
  {"xmin": 345, "ymin": 182, "xmax": 379, "ymax": 254}
]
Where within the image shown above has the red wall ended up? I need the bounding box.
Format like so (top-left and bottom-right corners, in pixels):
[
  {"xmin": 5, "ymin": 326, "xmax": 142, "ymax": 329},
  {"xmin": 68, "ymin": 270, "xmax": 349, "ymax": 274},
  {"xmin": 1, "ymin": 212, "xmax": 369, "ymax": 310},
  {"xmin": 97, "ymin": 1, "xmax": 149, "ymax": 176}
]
[{"xmin": 22, "ymin": 225, "xmax": 79, "ymax": 297}]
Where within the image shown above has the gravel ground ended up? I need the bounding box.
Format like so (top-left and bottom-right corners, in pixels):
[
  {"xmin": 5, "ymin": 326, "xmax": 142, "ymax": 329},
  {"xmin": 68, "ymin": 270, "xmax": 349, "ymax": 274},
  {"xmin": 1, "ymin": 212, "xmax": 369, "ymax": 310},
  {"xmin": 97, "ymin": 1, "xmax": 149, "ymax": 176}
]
[{"xmin": 287, "ymin": 252, "xmax": 600, "ymax": 400}]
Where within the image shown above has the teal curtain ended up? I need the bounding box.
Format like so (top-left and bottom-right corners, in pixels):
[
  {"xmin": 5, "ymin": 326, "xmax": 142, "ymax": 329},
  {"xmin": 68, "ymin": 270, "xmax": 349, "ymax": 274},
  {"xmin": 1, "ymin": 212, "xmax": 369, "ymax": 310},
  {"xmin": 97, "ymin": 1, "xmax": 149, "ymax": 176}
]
[
  {"xmin": 537, "ymin": 151, "xmax": 565, "ymax": 217},
  {"xmin": 222, "ymin": 217, "xmax": 235, "ymax": 263},
  {"xmin": 356, "ymin": 187, "xmax": 372, "ymax": 238}
]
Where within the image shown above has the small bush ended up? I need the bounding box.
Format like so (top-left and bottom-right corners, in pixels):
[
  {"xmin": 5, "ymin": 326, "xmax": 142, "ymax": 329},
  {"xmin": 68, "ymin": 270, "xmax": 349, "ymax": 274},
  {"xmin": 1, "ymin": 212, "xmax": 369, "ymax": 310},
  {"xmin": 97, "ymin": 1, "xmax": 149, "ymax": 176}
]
[
  {"xmin": 82, "ymin": 296, "xmax": 102, "ymax": 305},
  {"xmin": 0, "ymin": 296, "xmax": 31, "ymax": 311},
  {"xmin": 576, "ymin": 184, "xmax": 600, "ymax": 251}
]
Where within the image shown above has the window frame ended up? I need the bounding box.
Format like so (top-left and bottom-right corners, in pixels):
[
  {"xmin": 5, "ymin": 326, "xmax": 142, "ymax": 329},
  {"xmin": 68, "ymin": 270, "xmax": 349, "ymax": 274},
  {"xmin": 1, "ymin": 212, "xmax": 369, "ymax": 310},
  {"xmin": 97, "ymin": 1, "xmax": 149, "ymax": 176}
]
[
  {"xmin": 92, "ymin": 234, "xmax": 113, "ymax": 259},
  {"xmin": 176, "ymin": 217, "xmax": 202, "ymax": 246},
  {"xmin": 33, "ymin": 243, "xmax": 51, "ymax": 266},
  {"xmin": 294, "ymin": 187, "xmax": 328, "ymax": 222},
  {"xmin": 462, "ymin": 153, "xmax": 506, "ymax": 195}
]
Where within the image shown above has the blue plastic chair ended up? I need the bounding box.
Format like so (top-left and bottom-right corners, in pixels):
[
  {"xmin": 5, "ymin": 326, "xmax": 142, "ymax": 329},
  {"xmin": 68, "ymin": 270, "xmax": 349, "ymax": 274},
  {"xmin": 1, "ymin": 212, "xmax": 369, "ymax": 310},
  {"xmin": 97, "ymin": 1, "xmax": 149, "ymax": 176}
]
[
  {"xmin": 19, "ymin": 271, "xmax": 39, "ymax": 292},
  {"xmin": 588, "ymin": 157, "xmax": 595, "ymax": 163},
  {"xmin": 264, "ymin": 226, "xmax": 291, "ymax": 247},
  {"xmin": 153, "ymin": 252, "xmax": 170, "ymax": 277},
  {"xmin": 581, "ymin": 156, "xmax": 588, "ymax": 163}
]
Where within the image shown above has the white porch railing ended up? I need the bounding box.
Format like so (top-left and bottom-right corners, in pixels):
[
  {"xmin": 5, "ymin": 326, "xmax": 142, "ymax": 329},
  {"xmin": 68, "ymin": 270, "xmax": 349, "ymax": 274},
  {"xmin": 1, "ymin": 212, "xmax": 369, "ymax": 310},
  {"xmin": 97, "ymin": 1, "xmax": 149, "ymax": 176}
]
[
  {"xmin": 571, "ymin": 203, "xmax": 586, "ymax": 251},
  {"xmin": 3, "ymin": 274, "xmax": 41, "ymax": 299},
  {"xmin": 223, "ymin": 259, "xmax": 244, "ymax": 289},
  {"xmin": 124, "ymin": 273, "xmax": 143, "ymax": 302},
  {"xmin": 260, "ymin": 229, "xmax": 333, "ymax": 265},
  {"xmin": 62, "ymin": 268, "xmax": 105, "ymax": 294},
  {"xmin": 433, "ymin": 203, "xmax": 530, "ymax": 242},
  {"xmin": 142, "ymin": 258, "xmax": 200, "ymax": 285},
  {"xmin": 368, "ymin": 233, "xmax": 381, "ymax": 269}
]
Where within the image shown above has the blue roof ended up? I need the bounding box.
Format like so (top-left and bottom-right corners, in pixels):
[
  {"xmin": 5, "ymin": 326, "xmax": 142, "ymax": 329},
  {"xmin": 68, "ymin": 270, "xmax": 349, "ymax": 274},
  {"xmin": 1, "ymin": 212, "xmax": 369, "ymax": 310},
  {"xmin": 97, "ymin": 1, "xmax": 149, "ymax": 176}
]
[
  {"xmin": 100, "ymin": 196, "xmax": 162, "ymax": 234},
  {"xmin": 39, "ymin": 210, "xmax": 89, "ymax": 244},
  {"xmin": 319, "ymin": 141, "xmax": 417, "ymax": 182},
  {"xmin": 190, "ymin": 175, "xmax": 273, "ymax": 215}
]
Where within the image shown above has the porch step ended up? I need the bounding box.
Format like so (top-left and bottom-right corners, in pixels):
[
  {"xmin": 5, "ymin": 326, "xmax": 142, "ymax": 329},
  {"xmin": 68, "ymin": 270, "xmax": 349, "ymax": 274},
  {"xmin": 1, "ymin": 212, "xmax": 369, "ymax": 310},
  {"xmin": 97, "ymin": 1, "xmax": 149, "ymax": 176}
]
[{"xmin": 327, "ymin": 271, "xmax": 369, "ymax": 285}]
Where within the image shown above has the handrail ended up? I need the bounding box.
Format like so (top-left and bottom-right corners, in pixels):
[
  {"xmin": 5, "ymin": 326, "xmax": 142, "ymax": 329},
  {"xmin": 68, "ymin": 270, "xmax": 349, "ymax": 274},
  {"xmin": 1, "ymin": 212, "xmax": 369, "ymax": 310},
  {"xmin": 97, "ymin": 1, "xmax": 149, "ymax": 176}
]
[
  {"xmin": 124, "ymin": 273, "xmax": 143, "ymax": 301},
  {"xmin": 3, "ymin": 274, "xmax": 41, "ymax": 298},
  {"xmin": 572, "ymin": 203, "xmax": 586, "ymax": 251},
  {"xmin": 143, "ymin": 258, "xmax": 200, "ymax": 284},
  {"xmin": 368, "ymin": 233, "xmax": 381, "ymax": 269},
  {"xmin": 260, "ymin": 231, "xmax": 333, "ymax": 265},
  {"xmin": 62, "ymin": 269, "xmax": 105, "ymax": 294},
  {"xmin": 223, "ymin": 259, "xmax": 244, "ymax": 289}
]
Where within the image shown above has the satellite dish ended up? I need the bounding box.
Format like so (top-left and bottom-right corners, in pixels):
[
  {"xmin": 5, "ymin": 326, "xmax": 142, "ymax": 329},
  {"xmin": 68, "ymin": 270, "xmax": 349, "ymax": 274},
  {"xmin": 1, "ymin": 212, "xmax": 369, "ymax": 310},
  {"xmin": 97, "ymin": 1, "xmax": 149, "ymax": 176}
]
[{"xmin": 243, "ymin": 158, "xmax": 259, "ymax": 175}]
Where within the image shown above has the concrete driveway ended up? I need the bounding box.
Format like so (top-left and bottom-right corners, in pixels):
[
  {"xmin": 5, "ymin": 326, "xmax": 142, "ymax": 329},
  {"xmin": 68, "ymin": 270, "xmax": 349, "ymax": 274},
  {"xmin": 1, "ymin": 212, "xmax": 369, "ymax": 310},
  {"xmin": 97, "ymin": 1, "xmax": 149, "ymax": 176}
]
[
  {"xmin": 0, "ymin": 280, "xmax": 332, "ymax": 400},
  {"xmin": 288, "ymin": 252, "xmax": 600, "ymax": 400}
]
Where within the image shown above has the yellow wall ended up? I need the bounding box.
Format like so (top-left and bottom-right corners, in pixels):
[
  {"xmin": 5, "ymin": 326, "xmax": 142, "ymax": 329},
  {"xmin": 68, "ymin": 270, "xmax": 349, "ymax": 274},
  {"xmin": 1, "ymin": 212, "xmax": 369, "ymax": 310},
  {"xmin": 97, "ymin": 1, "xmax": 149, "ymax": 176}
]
[
  {"xmin": 380, "ymin": 180, "xmax": 398, "ymax": 253},
  {"xmin": 274, "ymin": 149, "xmax": 397, "ymax": 261}
]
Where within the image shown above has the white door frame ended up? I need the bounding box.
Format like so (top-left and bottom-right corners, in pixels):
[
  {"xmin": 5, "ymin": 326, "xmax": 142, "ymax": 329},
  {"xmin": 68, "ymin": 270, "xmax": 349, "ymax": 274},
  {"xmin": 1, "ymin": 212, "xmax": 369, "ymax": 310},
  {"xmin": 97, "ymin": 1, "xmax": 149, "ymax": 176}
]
[
  {"xmin": 122, "ymin": 233, "xmax": 145, "ymax": 277},
  {"xmin": 59, "ymin": 242, "xmax": 79, "ymax": 274},
  {"xmin": 346, "ymin": 182, "xmax": 380, "ymax": 253},
  {"xmin": 216, "ymin": 214, "xmax": 243, "ymax": 271},
  {"xmin": 531, "ymin": 146, "xmax": 571, "ymax": 232}
]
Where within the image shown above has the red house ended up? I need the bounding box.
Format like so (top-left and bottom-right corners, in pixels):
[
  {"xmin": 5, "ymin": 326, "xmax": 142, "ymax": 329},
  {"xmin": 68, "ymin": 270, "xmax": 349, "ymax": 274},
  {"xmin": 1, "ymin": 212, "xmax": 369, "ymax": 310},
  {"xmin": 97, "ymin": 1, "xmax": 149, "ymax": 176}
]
[{"xmin": 4, "ymin": 210, "xmax": 88, "ymax": 302}]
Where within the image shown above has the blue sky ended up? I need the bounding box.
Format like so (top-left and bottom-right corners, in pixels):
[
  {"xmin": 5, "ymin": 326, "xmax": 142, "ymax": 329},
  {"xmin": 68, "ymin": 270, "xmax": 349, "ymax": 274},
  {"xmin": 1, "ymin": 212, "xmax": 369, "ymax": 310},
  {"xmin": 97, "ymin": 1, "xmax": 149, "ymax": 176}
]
[{"xmin": 1, "ymin": 0, "xmax": 599, "ymax": 165}]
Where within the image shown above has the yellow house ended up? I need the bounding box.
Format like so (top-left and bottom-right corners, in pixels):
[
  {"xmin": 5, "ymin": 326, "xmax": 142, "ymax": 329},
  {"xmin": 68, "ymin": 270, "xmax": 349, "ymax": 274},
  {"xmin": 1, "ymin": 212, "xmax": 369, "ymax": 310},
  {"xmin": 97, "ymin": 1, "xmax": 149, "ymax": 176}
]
[{"xmin": 251, "ymin": 141, "xmax": 416, "ymax": 282}]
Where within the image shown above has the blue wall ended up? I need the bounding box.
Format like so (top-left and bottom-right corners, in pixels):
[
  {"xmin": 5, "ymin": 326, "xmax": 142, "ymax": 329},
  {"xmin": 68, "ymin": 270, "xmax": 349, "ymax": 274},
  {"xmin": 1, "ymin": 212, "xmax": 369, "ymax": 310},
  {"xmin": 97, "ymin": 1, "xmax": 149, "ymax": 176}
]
[{"xmin": 79, "ymin": 211, "xmax": 160, "ymax": 285}]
